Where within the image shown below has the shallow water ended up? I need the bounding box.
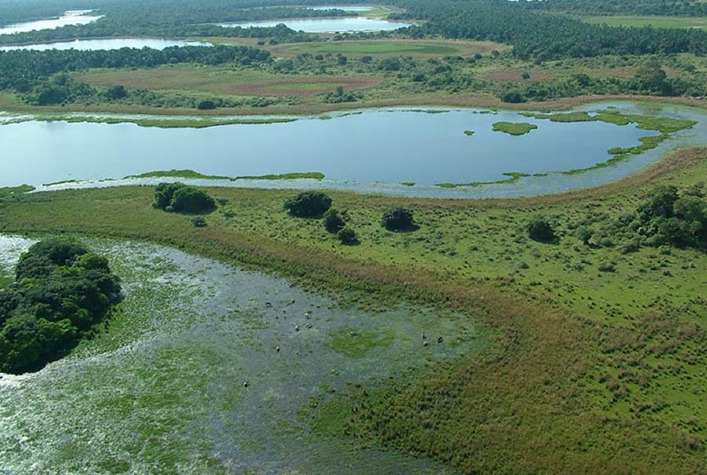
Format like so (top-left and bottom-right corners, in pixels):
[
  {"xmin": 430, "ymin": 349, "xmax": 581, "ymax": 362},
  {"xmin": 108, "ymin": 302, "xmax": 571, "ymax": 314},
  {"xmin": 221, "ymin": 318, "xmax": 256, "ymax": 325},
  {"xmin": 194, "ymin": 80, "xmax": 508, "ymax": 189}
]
[{"xmin": 0, "ymin": 235, "xmax": 481, "ymax": 473}]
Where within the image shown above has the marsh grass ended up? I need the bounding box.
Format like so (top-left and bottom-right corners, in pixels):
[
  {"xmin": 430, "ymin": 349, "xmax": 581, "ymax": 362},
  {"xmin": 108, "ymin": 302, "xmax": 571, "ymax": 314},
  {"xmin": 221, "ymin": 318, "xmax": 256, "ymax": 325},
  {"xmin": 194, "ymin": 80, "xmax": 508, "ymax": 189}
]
[
  {"xmin": 0, "ymin": 147, "xmax": 705, "ymax": 473},
  {"xmin": 491, "ymin": 121, "xmax": 538, "ymax": 135}
]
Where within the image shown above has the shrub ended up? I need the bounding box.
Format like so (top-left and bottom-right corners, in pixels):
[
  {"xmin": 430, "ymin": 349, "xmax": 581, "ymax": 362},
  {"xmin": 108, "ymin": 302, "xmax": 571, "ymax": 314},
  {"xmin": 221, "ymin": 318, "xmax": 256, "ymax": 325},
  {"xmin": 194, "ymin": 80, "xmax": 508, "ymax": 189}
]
[
  {"xmin": 381, "ymin": 208, "xmax": 415, "ymax": 232},
  {"xmin": 337, "ymin": 226, "xmax": 359, "ymax": 245},
  {"xmin": 527, "ymin": 217, "xmax": 557, "ymax": 243},
  {"xmin": 191, "ymin": 216, "xmax": 207, "ymax": 227},
  {"xmin": 196, "ymin": 100, "xmax": 216, "ymax": 110},
  {"xmin": 323, "ymin": 208, "xmax": 346, "ymax": 233},
  {"xmin": 153, "ymin": 182, "xmax": 216, "ymax": 214},
  {"xmin": 284, "ymin": 191, "xmax": 332, "ymax": 218}
]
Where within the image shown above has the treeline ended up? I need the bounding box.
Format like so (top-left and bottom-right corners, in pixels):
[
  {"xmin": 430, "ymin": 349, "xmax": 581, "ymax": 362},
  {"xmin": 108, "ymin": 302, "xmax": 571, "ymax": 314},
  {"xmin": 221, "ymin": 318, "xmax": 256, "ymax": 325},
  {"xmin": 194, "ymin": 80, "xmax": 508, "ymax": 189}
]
[
  {"xmin": 389, "ymin": 0, "xmax": 707, "ymax": 59},
  {"xmin": 0, "ymin": 45, "xmax": 270, "ymax": 103},
  {"xmin": 0, "ymin": 238, "xmax": 122, "ymax": 374},
  {"xmin": 527, "ymin": 0, "xmax": 707, "ymax": 17}
]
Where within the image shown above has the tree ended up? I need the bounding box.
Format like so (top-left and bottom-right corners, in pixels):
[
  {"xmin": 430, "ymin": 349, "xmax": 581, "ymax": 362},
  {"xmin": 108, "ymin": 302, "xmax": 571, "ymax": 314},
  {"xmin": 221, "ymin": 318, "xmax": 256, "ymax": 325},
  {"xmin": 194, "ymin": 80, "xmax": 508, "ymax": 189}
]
[
  {"xmin": 337, "ymin": 226, "xmax": 359, "ymax": 245},
  {"xmin": 381, "ymin": 208, "xmax": 416, "ymax": 232},
  {"xmin": 323, "ymin": 208, "xmax": 346, "ymax": 233},
  {"xmin": 152, "ymin": 182, "xmax": 215, "ymax": 213},
  {"xmin": 284, "ymin": 191, "xmax": 332, "ymax": 218},
  {"xmin": 527, "ymin": 217, "xmax": 557, "ymax": 243},
  {"xmin": 0, "ymin": 239, "xmax": 122, "ymax": 374}
]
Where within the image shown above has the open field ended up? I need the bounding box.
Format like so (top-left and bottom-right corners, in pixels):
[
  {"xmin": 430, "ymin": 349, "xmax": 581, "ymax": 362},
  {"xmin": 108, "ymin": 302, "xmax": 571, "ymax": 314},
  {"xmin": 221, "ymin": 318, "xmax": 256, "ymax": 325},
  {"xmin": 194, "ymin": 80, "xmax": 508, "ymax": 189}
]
[
  {"xmin": 268, "ymin": 39, "xmax": 505, "ymax": 58},
  {"xmin": 580, "ymin": 15, "xmax": 707, "ymax": 30},
  {"xmin": 73, "ymin": 65, "xmax": 382, "ymax": 99},
  {"xmin": 0, "ymin": 146, "xmax": 705, "ymax": 473}
]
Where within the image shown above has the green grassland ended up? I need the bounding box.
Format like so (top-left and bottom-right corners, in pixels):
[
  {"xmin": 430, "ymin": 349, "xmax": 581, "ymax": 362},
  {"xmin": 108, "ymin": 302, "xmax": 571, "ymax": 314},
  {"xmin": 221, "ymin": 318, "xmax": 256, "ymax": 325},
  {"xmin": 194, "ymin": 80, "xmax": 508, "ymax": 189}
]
[
  {"xmin": 0, "ymin": 146, "xmax": 705, "ymax": 473},
  {"xmin": 581, "ymin": 15, "xmax": 707, "ymax": 30}
]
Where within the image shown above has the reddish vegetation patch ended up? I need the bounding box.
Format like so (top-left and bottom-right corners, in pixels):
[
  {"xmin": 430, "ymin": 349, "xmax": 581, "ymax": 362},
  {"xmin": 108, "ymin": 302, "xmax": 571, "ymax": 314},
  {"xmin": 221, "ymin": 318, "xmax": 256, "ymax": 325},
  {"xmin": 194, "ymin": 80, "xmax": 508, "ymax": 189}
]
[
  {"xmin": 485, "ymin": 69, "xmax": 557, "ymax": 82},
  {"xmin": 221, "ymin": 76, "xmax": 382, "ymax": 97}
]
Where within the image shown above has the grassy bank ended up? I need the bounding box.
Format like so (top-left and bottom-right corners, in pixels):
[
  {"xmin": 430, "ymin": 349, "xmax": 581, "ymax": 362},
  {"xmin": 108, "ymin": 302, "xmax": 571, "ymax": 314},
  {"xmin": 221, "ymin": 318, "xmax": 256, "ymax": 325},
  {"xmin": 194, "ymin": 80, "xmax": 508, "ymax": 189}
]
[{"xmin": 0, "ymin": 146, "xmax": 705, "ymax": 473}]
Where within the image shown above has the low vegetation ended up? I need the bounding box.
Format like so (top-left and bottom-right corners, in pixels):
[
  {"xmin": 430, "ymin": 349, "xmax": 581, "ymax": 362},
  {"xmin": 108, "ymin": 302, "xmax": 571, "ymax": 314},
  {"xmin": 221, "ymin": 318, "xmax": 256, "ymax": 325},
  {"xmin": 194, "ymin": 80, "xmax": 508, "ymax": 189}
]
[
  {"xmin": 492, "ymin": 121, "xmax": 538, "ymax": 135},
  {"xmin": 0, "ymin": 238, "xmax": 122, "ymax": 374},
  {"xmin": 0, "ymin": 147, "xmax": 704, "ymax": 472}
]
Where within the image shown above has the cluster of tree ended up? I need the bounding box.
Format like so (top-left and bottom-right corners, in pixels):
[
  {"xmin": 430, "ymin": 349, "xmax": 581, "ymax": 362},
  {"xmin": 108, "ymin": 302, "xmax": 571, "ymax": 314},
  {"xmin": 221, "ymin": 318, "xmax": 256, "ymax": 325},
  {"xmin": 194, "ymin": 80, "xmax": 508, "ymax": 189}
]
[
  {"xmin": 381, "ymin": 208, "xmax": 416, "ymax": 232},
  {"xmin": 577, "ymin": 183, "xmax": 706, "ymax": 251},
  {"xmin": 284, "ymin": 191, "xmax": 359, "ymax": 245},
  {"xmin": 0, "ymin": 238, "xmax": 122, "ymax": 374},
  {"xmin": 153, "ymin": 182, "xmax": 216, "ymax": 214},
  {"xmin": 389, "ymin": 0, "xmax": 707, "ymax": 59},
  {"xmin": 526, "ymin": 0, "xmax": 707, "ymax": 18},
  {"xmin": 0, "ymin": 45, "xmax": 271, "ymax": 106}
]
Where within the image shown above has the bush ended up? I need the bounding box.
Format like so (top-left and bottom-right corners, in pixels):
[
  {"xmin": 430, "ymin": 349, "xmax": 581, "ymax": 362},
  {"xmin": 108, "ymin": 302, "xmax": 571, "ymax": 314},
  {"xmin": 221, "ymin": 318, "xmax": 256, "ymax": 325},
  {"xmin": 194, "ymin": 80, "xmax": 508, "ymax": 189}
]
[
  {"xmin": 197, "ymin": 100, "xmax": 216, "ymax": 110},
  {"xmin": 191, "ymin": 216, "xmax": 207, "ymax": 227},
  {"xmin": 323, "ymin": 208, "xmax": 346, "ymax": 233},
  {"xmin": 153, "ymin": 182, "xmax": 216, "ymax": 214},
  {"xmin": 284, "ymin": 191, "xmax": 332, "ymax": 218},
  {"xmin": 381, "ymin": 208, "xmax": 415, "ymax": 232},
  {"xmin": 527, "ymin": 217, "xmax": 557, "ymax": 243},
  {"xmin": 337, "ymin": 226, "xmax": 359, "ymax": 245}
]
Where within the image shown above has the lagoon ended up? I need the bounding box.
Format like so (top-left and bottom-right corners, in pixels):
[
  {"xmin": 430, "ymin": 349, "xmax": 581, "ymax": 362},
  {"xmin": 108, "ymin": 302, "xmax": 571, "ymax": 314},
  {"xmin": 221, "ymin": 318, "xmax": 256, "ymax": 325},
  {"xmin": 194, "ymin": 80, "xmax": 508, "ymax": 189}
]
[
  {"xmin": 1, "ymin": 103, "xmax": 705, "ymax": 198},
  {"xmin": 218, "ymin": 17, "xmax": 411, "ymax": 33},
  {"xmin": 0, "ymin": 10, "xmax": 103, "ymax": 35},
  {"xmin": 0, "ymin": 38, "xmax": 211, "ymax": 51}
]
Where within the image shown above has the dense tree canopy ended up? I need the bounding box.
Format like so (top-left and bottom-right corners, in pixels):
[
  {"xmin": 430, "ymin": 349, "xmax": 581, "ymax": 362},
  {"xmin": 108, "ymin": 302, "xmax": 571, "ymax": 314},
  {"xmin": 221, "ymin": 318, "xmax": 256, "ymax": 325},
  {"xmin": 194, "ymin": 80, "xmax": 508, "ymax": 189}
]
[
  {"xmin": 153, "ymin": 182, "xmax": 216, "ymax": 213},
  {"xmin": 0, "ymin": 238, "xmax": 122, "ymax": 374},
  {"xmin": 284, "ymin": 191, "xmax": 333, "ymax": 218}
]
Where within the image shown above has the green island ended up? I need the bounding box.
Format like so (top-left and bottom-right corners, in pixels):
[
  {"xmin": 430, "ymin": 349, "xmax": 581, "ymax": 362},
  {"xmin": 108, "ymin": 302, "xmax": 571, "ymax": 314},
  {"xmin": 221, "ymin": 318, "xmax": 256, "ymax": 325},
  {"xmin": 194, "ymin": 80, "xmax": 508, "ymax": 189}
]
[
  {"xmin": 492, "ymin": 121, "xmax": 539, "ymax": 135},
  {"xmin": 1, "ymin": 0, "xmax": 707, "ymax": 473}
]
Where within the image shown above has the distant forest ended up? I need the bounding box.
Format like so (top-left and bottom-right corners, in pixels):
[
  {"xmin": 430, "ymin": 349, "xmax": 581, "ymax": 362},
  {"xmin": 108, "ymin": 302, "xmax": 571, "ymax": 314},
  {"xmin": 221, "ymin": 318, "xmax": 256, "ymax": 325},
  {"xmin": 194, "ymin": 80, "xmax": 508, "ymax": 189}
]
[{"xmin": 0, "ymin": 0, "xmax": 705, "ymax": 59}]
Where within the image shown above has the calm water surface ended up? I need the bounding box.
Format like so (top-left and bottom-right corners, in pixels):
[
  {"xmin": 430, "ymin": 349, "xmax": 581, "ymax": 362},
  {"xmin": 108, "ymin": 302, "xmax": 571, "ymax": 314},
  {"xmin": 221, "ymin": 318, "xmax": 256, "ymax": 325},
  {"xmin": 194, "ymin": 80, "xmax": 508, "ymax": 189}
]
[
  {"xmin": 1, "ymin": 102, "xmax": 704, "ymax": 198},
  {"xmin": 0, "ymin": 10, "xmax": 103, "ymax": 35},
  {"xmin": 218, "ymin": 17, "xmax": 411, "ymax": 33},
  {"xmin": 0, "ymin": 38, "xmax": 211, "ymax": 51}
]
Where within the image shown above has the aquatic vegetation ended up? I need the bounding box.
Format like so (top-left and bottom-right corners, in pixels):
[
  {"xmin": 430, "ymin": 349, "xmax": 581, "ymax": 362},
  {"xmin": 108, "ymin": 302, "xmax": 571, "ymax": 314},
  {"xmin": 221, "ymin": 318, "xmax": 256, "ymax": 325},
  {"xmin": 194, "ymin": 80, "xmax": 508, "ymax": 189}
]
[{"xmin": 492, "ymin": 121, "xmax": 538, "ymax": 135}]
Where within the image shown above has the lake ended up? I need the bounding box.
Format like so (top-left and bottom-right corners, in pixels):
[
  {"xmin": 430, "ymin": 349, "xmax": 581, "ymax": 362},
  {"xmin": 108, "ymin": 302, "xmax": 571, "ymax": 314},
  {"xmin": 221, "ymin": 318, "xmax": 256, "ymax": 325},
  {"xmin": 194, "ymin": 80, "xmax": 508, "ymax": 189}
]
[
  {"xmin": 0, "ymin": 10, "xmax": 103, "ymax": 35},
  {"xmin": 0, "ymin": 235, "xmax": 477, "ymax": 474},
  {"xmin": 0, "ymin": 103, "xmax": 704, "ymax": 198},
  {"xmin": 0, "ymin": 38, "xmax": 211, "ymax": 51},
  {"xmin": 218, "ymin": 17, "xmax": 411, "ymax": 33}
]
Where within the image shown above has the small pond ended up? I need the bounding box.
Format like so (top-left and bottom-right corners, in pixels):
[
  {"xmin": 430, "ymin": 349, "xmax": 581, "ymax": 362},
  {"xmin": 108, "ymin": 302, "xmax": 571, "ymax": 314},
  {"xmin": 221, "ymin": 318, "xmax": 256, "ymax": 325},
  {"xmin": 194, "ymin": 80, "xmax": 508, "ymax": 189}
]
[
  {"xmin": 1, "ymin": 102, "xmax": 705, "ymax": 198},
  {"xmin": 0, "ymin": 235, "xmax": 478, "ymax": 473},
  {"xmin": 0, "ymin": 10, "xmax": 103, "ymax": 35},
  {"xmin": 0, "ymin": 38, "xmax": 211, "ymax": 51},
  {"xmin": 218, "ymin": 17, "xmax": 411, "ymax": 33}
]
